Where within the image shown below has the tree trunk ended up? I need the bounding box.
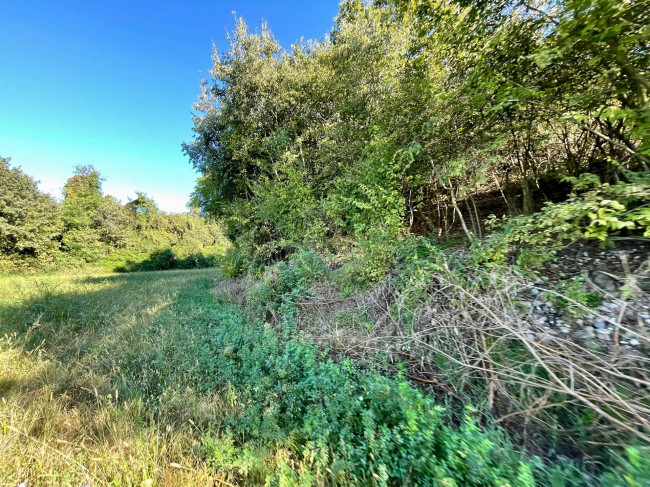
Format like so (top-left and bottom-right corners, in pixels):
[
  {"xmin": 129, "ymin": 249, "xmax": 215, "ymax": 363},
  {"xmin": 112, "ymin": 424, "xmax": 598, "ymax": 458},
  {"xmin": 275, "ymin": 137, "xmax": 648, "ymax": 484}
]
[
  {"xmin": 446, "ymin": 183, "xmax": 474, "ymax": 241},
  {"xmin": 522, "ymin": 177, "xmax": 535, "ymax": 215}
]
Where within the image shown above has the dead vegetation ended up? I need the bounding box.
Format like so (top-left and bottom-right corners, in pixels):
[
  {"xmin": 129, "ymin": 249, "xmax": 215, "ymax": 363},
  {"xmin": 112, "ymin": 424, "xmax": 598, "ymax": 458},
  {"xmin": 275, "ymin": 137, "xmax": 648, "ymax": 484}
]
[{"xmin": 217, "ymin": 255, "xmax": 650, "ymax": 461}]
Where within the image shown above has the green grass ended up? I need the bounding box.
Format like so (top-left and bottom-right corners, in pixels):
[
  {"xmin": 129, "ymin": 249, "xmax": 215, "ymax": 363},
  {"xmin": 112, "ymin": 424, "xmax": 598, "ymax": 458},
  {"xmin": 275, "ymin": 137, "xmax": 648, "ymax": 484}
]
[{"xmin": 0, "ymin": 269, "xmax": 231, "ymax": 486}]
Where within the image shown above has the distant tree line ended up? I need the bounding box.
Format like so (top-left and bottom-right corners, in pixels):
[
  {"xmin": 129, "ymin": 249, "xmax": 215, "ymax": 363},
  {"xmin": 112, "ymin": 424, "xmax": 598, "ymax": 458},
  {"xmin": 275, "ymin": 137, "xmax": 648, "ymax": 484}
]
[
  {"xmin": 184, "ymin": 0, "xmax": 649, "ymax": 265},
  {"xmin": 0, "ymin": 157, "xmax": 226, "ymax": 271}
]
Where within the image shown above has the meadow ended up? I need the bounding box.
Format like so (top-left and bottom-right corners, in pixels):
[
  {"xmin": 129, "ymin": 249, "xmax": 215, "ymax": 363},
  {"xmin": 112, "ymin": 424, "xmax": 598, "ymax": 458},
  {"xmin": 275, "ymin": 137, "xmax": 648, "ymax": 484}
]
[
  {"xmin": 3, "ymin": 255, "xmax": 650, "ymax": 486},
  {"xmin": 3, "ymin": 0, "xmax": 649, "ymax": 484},
  {"xmin": 0, "ymin": 269, "xmax": 229, "ymax": 486}
]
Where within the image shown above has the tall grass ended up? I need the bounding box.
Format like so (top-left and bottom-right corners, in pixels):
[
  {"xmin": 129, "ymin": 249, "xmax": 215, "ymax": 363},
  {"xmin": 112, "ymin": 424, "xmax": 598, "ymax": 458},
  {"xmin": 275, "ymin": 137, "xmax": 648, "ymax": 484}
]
[{"xmin": 1, "ymin": 268, "xmax": 541, "ymax": 486}]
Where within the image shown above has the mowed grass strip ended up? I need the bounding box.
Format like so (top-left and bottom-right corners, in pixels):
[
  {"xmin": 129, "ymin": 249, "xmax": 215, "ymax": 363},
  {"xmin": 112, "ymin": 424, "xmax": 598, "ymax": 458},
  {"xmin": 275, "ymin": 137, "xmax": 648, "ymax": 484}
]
[{"xmin": 0, "ymin": 269, "xmax": 232, "ymax": 487}]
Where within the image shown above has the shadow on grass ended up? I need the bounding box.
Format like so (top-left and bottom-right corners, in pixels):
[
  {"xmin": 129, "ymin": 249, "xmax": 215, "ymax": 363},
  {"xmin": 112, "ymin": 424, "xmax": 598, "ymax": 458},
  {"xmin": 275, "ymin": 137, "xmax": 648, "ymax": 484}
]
[
  {"xmin": 0, "ymin": 378, "xmax": 19, "ymax": 396},
  {"xmin": 0, "ymin": 268, "xmax": 217, "ymax": 382},
  {"xmin": 0, "ymin": 277, "xmax": 132, "ymax": 342},
  {"xmin": 0, "ymin": 268, "xmax": 219, "ymax": 425},
  {"xmin": 114, "ymin": 248, "xmax": 219, "ymax": 273},
  {"xmin": 0, "ymin": 268, "xmax": 234, "ymax": 487},
  {"xmin": 80, "ymin": 266, "xmax": 216, "ymax": 285}
]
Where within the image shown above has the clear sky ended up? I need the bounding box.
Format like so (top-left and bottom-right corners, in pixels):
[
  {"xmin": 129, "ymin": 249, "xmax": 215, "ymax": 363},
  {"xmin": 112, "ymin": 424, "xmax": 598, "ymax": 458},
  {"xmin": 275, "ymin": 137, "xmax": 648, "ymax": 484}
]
[{"xmin": 0, "ymin": 1, "xmax": 339, "ymax": 212}]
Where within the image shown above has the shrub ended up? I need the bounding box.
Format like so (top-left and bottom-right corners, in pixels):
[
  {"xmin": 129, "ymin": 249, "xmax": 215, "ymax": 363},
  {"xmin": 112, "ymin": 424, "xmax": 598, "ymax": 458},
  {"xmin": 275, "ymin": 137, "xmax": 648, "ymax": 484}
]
[
  {"xmin": 227, "ymin": 237, "xmax": 650, "ymax": 484},
  {"xmin": 194, "ymin": 300, "xmax": 538, "ymax": 486},
  {"xmin": 600, "ymin": 448, "xmax": 650, "ymax": 487},
  {"xmin": 477, "ymin": 174, "xmax": 650, "ymax": 270},
  {"xmin": 547, "ymin": 276, "xmax": 601, "ymax": 317}
]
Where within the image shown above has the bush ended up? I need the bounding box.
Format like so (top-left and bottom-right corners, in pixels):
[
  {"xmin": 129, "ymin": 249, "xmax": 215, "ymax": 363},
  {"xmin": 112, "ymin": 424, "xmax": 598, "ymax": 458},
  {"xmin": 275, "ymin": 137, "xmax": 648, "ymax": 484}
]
[
  {"xmin": 221, "ymin": 247, "xmax": 246, "ymax": 278},
  {"xmin": 547, "ymin": 275, "xmax": 601, "ymax": 317},
  {"xmin": 210, "ymin": 247, "xmax": 650, "ymax": 485},
  {"xmin": 476, "ymin": 174, "xmax": 650, "ymax": 270},
  {"xmin": 221, "ymin": 237, "xmax": 650, "ymax": 485},
  {"xmin": 600, "ymin": 448, "xmax": 650, "ymax": 487},
  {"xmin": 114, "ymin": 247, "xmax": 219, "ymax": 272},
  {"xmin": 192, "ymin": 300, "xmax": 538, "ymax": 486},
  {"xmin": 0, "ymin": 162, "xmax": 228, "ymax": 273}
]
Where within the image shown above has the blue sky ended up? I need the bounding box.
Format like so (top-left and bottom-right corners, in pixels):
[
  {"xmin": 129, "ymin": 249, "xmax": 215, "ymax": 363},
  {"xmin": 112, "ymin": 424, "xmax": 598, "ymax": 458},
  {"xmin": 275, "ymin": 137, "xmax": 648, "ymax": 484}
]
[{"xmin": 0, "ymin": 1, "xmax": 339, "ymax": 212}]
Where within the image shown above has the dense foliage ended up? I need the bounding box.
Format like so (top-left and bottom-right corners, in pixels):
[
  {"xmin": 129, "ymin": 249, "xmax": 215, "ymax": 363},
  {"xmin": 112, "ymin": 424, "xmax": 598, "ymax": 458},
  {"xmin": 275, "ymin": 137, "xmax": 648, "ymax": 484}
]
[
  {"xmin": 0, "ymin": 157, "xmax": 62, "ymax": 259},
  {"xmin": 180, "ymin": 0, "xmax": 650, "ymax": 483},
  {"xmin": 0, "ymin": 160, "xmax": 227, "ymax": 272},
  {"xmin": 185, "ymin": 0, "xmax": 649, "ymax": 269},
  {"xmin": 206, "ymin": 251, "xmax": 649, "ymax": 485}
]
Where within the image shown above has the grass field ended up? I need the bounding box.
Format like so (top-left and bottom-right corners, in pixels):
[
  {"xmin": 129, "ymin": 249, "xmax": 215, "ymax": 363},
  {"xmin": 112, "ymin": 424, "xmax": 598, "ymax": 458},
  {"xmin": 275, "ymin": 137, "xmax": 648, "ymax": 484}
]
[{"xmin": 0, "ymin": 269, "xmax": 233, "ymax": 486}]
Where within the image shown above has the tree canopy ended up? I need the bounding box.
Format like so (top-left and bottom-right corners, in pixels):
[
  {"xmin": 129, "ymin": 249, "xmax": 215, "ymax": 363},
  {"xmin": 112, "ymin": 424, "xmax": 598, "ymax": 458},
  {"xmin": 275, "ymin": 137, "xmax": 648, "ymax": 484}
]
[
  {"xmin": 0, "ymin": 160, "xmax": 227, "ymax": 271},
  {"xmin": 0, "ymin": 157, "xmax": 61, "ymax": 258},
  {"xmin": 185, "ymin": 0, "xmax": 649, "ymax": 265}
]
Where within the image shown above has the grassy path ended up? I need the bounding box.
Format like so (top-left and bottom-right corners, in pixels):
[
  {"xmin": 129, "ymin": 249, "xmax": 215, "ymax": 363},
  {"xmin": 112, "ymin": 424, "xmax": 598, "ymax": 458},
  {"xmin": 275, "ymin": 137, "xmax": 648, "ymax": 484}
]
[{"xmin": 0, "ymin": 269, "xmax": 228, "ymax": 486}]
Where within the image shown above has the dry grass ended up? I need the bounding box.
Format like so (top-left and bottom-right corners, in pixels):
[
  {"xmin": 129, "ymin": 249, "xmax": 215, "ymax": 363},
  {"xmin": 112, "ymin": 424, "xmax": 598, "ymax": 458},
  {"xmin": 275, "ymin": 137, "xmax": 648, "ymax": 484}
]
[
  {"xmin": 273, "ymin": 258, "xmax": 650, "ymax": 458},
  {"xmin": 0, "ymin": 338, "xmax": 225, "ymax": 486}
]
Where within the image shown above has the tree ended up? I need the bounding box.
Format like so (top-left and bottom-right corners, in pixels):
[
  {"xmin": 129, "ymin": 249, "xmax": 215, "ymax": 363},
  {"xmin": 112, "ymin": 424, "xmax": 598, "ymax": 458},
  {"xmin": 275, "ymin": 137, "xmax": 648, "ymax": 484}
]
[
  {"xmin": 60, "ymin": 165, "xmax": 104, "ymax": 258},
  {"xmin": 185, "ymin": 0, "xmax": 650, "ymax": 264},
  {"xmin": 0, "ymin": 157, "xmax": 61, "ymax": 257},
  {"xmin": 125, "ymin": 191, "xmax": 158, "ymax": 216},
  {"xmin": 61, "ymin": 165, "xmax": 104, "ymax": 231},
  {"xmin": 95, "ymin": 196, "xmax": 134, "ymax": 248}
]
